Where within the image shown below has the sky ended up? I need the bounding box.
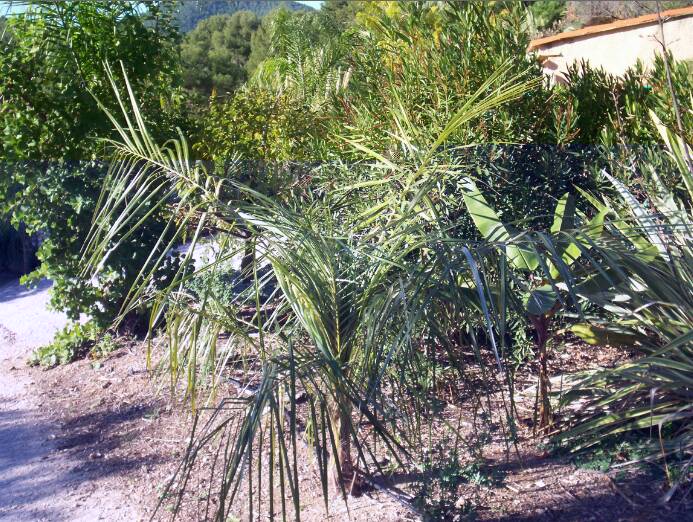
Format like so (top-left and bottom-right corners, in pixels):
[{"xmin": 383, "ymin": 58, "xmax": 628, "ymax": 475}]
[
  {"xmin": 1, "ymin": 1, "xmax": 20, "ymax": 15},
  {"xmin": 298, "ymin": 1, "xmax": 323, "ymax": 8}
]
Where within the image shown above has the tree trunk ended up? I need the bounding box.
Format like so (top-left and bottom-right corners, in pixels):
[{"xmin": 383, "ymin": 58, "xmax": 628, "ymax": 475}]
[
  {"xmin": 240, "ymin": 235, "xmax": 255, "ymax": 281},
  {"xmin": 329, "ymin": 400, "xmax": 355, "ymax": 495},
  {"xmin": 530, "ymin": 314, "xmax": 552, "ymax": 430}
]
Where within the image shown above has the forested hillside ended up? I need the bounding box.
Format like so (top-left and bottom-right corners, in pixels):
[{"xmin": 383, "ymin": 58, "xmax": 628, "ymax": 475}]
[
  {"xmin": 175, "ymin": 0, "xmax": 310, "ymax": 32},
  {"xmin": 180, "ymin": 11, "xmax": 260, "ymax": 96}
]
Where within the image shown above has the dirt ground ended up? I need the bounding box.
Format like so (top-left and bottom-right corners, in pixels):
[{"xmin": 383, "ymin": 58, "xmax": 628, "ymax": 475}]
[
  {"xmin": 0, "ymin": 277, "xmax": 137, "ymax": 521},
  {"xmin": 26, "ymin": 336, "xmax": 691, "ymax": 522},
  {"xmin": 2, "ymin": 277, "xmax": 690, "ymax": 521}
]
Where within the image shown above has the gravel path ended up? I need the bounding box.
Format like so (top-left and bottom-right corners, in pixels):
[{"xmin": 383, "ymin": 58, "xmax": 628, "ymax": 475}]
[{"xmin": 0, "ymin": 277, "xmax": 140, "ymax": 521}]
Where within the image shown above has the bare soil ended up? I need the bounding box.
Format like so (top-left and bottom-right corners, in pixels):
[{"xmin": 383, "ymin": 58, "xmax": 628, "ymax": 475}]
[
  {"xmin": 2, "ymin": 276, "xmax": 690, "ymax": 521},
  {"xmin": 27, "ymin": 338, "xmax": 690, "ymax": 521}
]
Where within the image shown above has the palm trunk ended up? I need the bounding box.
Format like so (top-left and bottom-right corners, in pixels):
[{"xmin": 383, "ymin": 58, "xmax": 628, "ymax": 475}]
[
  {"xmin": 240, "ymin": 235, "xmax": 255, "ymax": 281},
  {"xmin": 329, "ymin": 399, "xmax": 355, "ymax": 494}
]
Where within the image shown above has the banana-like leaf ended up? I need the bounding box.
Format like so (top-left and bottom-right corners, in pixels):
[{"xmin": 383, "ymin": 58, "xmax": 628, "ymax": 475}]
[
  {"xmin": 525, "ymin": 284, "xmax": 557, "ymax": 316},
  {"xmin": 461, "ymin": 177, "xmax": 539, "ymax": 271},
  {"xmin": 570, "ymin": 323, "xmax": 650, "ymax": 348},
  {"xmin": 550, "ymin": 193, "xmax": 576, "ymax": 234}
]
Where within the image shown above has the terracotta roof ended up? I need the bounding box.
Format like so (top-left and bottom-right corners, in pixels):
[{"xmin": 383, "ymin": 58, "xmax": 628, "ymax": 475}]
[{"xmin": 528, "ymin": 5, "xmax": 693, "ymax": 51}]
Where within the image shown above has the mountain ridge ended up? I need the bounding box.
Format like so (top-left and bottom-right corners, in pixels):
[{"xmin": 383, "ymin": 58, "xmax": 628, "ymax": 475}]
[{"xmin": 176, "ymin": 0, "xmax": 312, "ymax": 33}]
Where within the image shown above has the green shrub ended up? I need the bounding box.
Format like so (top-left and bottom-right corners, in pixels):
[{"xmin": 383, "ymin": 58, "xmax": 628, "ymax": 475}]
[
  {"xmin": 196, "ymin": 88, "xmax": 319, "ymax": 164},
  {"xmin": 90, "ymin": 332, "xmax": 119, "ymax": 359},
  {"xmin": 339, "ymin": 1, "xmax": 552, "ymax": 150},
  {"xmin": 528, "ymin": 0, "xmax": 567, "ymax": 32},
  {"xmin": 29, "ymin": 321, "xmax": 101, "ymax": 367},
  {"xmin": 0, "ymin": 1, "xmax": 188, "ymax": 329},
  {"xmin": 561, "ymin": 55, "xmax": 692, "ymax": 145}
]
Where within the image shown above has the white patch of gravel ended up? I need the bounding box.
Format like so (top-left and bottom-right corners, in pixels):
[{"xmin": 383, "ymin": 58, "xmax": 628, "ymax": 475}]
[{"xmin": 0, "ymin": 277, "xmax": 141, "ymax": 521}]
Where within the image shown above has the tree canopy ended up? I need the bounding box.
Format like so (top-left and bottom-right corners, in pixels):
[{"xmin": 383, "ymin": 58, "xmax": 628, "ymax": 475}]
[
  {"xmin": 175, "ymin": 0, "xmax": 309, "ymax": 33},
  {"xmin": 181, "ymin": 11, "xmax": 260, "ymax": 96},
  {"xmin": 320, "ymin": 0, "xmax": 362, "ymax": 29},
  {"xmin": 0, "ymin": 0, "xmax": 185, "ymax": 325}
]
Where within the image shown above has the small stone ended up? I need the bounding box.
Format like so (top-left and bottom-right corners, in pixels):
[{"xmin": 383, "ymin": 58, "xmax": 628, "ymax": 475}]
[{"xmin": 89, "ymin": 452, "xmax": 103, "ymax": 460}]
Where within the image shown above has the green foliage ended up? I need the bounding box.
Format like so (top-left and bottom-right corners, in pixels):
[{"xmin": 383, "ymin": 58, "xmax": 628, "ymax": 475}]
[
  {"xmin": 196, "ymin": 88, "xmax": 319, "ymax": 163},
  {"xmin": 572, "ymin": 437, "xmax": 652, "ymax": 473},
  {"xmin": 337, "ymin": 1, "xmax": 552, "ymax": 150},
  {"xmin": 249, "ymin": 1, "xmax": 583, "ymax": 237},
  {"xmin": 244, "ymin": 6, "xmax": 275, "ymax": 75},
  {"xmin": 560, "ymin": 61, "xmax": 620, "ymax": 143},
  {"xmin": 90, "ymin": 332, "xmax": 119, "ymax": 359},
  {"xmin": 320, "ymin": 0, "xmax": 362, "ymax": 30},
  {"xmin": 174, "ymin": 0, "xmax": 310, "ymax": 33},
  {"xmin": 29, "ymin": 321, "xmax": 101, "ymax": 367},
  {"xmin": 527, "ymin": 0, "xmax": 566, "ymax": 31},
  {"xmin": 247, "ymin": 5, "xmax": 343, "ymax": 78},
  {"xmin": 0, "ymin": 1, "xmax": 187, "ymax": 327},
  {"xmin": 16, "ymin": 0, "xmax": 693, "ymax": 512},
  {"xmin": 80, "ymin": 56, "xmax": 543, "ymax": 516},
  {"xmin": 414, "ymin": 446, "xmax": 483, "ymax": 520},
  {"xmin": 180, "ymin": 12, "xmax": 260, "ymax": 96},
  {"xmin": 561, "ymin": 55, "xmax": 693, "ymax": 145},
  {"xmin": 558, "ymin": 123, "xmax": 692, "ymax": 482}
]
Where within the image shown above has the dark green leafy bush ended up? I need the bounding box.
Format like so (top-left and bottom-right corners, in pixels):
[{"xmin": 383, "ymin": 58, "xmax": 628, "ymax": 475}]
[
  {"xmin": 528, "ymin": 0, "xmax": 566, "ymax": 32},
  {"xmin": 561, "ymin": 55, "xmax": 692, "ymax": 145},
  {"xmin": 0, "ymin": 1, "xmax": 190, "ymax": 328}
]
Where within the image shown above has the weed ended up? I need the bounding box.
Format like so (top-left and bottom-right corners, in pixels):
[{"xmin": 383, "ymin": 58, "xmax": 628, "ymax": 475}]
[
  {"xmin": 28, "ymin": 321, "xmax": 101, "ymax": 367},
  {"xmin": 90, "ymin": 332, "xmax": 118, "ymax": 359},
  {"xmin": 572, "ymin": 437, "xmax": 654, "ymax": 473},
  {"xmin": 413, "ymin": 445, "xmax": 498, "ymax": 520}
]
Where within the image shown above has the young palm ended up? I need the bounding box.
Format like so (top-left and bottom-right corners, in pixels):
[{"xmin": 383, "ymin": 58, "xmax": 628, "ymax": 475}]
[{"xmin": 81, "ymin": 61, "xmax": 540, "ymax": 517}]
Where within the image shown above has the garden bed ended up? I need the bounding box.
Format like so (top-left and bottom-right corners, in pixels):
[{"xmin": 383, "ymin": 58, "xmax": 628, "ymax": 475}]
[{"xmin": 31, "ymin": 336, "xmax": 687, "ymax": 521}]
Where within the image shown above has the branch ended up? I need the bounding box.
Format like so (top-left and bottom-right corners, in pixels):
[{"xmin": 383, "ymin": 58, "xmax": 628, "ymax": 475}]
[{"xmin": 655, "ymin": 0, "xmax": 693, "ymax": 177}]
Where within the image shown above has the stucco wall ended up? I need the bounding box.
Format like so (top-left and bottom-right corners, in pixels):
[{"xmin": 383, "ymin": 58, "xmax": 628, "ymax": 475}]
[{"xmin": 535, "ymin": 15, "xmax": 693, "ymax": 82}]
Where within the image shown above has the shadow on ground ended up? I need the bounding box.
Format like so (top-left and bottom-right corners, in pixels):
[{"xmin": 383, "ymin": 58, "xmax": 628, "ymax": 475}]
[
  {"xmin": 54, "ymin": 401, "xmax": 167, "ymax": 475},
  {"xmin": 367, "ymin": 453, "xmax": 685, "ymax": 522},
  {"xmin": 0, "ymin": 403, "xmax": 163, "ymax": 520},
  {"xmin": 0, "ymin": 276, "xmax": 52, "ymax": 304}
]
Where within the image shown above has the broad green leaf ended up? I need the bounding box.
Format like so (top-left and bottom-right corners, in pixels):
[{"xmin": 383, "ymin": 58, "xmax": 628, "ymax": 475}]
[
  {"xmin": 525, "ymin": 284, "xmax": 557, "ymax": 316},
  {"xmin": 461, "ymin": 177, "xmax": 539, "ymax": 271},
  {"xmin": 570, "ymin": 323, "xmax": 648, "ymax": 348},
  {"xmin": 550, "ymin": 193, "xmax": 575, "ymax": 234}
]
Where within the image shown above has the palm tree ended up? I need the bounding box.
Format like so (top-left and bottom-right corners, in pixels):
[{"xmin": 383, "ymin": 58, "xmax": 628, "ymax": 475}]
[
  {"xmin": 80, "ymin": 61, "xmax": 540, "ymax": 517},
  {"xmin": 557, "ymin": 119, "xmax": 693, "ymax": 490}
]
